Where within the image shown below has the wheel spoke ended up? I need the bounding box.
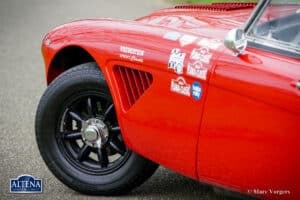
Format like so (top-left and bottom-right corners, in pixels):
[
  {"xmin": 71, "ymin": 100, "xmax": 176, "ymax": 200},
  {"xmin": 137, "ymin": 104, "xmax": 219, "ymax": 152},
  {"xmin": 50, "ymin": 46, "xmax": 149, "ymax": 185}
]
[
  {"xmin": 63, "ymin": 131, "xmax": 82, "ymax": 140},
  {"xmin": 109, "ymin": 136, "xmax": 126, "ymax": 156},
  {"xmin": 69, "ymin": 111, "xmax": 83, "ymax": 122},
  {"xmin": 103, "ymin": 104, "xmax": 114, "ymax": 121},
  {"xmin": 97, "ymin": 148, "xmax": 109, "ymax": 168},
  {"xmin": 110, "ymin": 126, "xmax": 120, "ymax": 132},
  {"xmin": 58, "ymin": 93, "xmax": 130, "ymax": 172},
  {"xmin": 77, "ymin": 144, "xmax": 91, "ymax": 162},
  {"xmin": 86, "ymin": 97, "xmax": 93, "ymax": 116}
]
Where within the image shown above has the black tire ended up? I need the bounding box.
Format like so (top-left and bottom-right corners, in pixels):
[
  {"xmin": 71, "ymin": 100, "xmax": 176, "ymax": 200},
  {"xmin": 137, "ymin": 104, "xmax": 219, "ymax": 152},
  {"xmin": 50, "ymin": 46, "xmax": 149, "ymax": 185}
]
[{"xmin": 35, "ymin": 62, "xmax": 158, "ymax": 195}]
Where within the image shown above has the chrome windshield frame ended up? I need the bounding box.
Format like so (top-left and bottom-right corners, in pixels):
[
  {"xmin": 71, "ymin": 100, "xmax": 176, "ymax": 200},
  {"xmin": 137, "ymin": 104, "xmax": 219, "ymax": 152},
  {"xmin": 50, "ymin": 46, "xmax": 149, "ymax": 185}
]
[{"xmin": 243, "ymin": 0, "xmax": 300, "ymax": 56}]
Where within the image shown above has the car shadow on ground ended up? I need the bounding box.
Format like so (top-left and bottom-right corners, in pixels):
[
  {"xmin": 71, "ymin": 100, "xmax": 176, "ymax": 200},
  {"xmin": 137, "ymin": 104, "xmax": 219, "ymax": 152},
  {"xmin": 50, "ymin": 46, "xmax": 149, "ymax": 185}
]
[
  {"xmin": 69, "ymin": 167, "xmax": 258, "ymax": 200},
  {"xmin": 132, "ymin": 167, "xmax": 214, "ymax": 199},
  {"xmin": 74, "ymin": 167, "xmax": 260, "ymax": 200},
  {"xmin": 130, "ymin": 167, "xmax": 259, "ymax": 200}
]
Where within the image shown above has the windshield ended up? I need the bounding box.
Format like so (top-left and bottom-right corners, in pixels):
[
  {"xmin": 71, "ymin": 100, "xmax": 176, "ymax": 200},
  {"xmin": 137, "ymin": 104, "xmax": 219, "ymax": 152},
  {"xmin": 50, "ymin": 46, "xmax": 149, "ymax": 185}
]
[{"xmin": 247, "ymin": 0, "xmax": 300, "ymax": 51}]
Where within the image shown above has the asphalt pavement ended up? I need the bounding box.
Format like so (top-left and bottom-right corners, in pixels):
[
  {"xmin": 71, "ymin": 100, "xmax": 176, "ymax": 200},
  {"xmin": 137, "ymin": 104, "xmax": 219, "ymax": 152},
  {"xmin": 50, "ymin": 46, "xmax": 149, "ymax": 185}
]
[{"xmin": 0, "ymin": 1, "xmax": 242, "ymax": 200}]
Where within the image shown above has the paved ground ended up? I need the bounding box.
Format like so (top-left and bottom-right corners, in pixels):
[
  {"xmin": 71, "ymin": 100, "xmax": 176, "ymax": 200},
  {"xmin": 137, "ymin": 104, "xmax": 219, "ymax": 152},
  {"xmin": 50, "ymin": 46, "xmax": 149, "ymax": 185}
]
[{"xmin": 0, "ymin": 1, "xmax": 243, "ymax": 200}]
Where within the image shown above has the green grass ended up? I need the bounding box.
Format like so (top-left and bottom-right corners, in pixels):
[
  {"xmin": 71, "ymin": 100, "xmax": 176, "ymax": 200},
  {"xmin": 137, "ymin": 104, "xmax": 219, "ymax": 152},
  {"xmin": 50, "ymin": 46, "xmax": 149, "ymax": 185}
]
[{"xmin": 175, "ymin": 0, "xmax": 258, "ymax": 4}]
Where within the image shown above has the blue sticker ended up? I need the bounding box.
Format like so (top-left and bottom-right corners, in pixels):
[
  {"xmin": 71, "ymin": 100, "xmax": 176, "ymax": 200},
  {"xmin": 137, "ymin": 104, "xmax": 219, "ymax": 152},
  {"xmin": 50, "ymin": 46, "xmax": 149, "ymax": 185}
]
[
  {"xmin": 164, "ymin": 32, "xmax": 181, "ymax": 41},
  {"xmin": 10, "ymin": 175, "xmax": 43, "ymax": 193},
  {"xmin": 191, "ymin": 82, "xmax": 202, "ymax": 100}
]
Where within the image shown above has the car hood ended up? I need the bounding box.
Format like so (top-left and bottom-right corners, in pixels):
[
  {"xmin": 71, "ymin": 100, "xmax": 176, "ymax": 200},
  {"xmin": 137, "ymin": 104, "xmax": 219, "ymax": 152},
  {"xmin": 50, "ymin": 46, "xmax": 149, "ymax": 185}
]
[
  {"xmin": 136, "ymin": 4, "xmax": 255, "ymax": 40},
  {"xmin": 44, "ymin": 3, "xmax": 256, "ymax": 48},
  {"xmin": 42, "ymin": 3, "xmax": 256, "ymax": 76}
]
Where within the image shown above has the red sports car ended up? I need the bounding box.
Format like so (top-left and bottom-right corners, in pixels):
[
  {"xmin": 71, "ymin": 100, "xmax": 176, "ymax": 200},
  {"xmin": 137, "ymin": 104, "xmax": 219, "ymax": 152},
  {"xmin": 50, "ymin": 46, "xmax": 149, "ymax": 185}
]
[{"xmin": 36, "ymin": 0, "xmax": 300, "ymax": 199}]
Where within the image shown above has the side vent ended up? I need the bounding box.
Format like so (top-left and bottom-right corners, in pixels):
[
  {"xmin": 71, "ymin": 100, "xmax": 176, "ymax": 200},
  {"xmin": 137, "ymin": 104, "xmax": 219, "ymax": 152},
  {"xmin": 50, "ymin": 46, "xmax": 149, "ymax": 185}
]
[
  {"xmin": 175, "ymin": 3, "xmax": 257, "ymax": 11},
  {"xmin": 114, "ymin": 66, "xmax": 153, "ymax": 110}
]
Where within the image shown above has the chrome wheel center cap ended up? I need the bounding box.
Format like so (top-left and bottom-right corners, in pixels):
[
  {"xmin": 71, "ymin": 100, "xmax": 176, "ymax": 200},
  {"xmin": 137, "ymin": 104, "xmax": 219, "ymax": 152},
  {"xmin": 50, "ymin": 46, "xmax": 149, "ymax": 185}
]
[
  {"xmin": 83, "ymin": 126, "xmax": 99, "ymax": 142},
  {"xmin": 82, "ymin": 118, "xmax": 108, "ymax": 148}
]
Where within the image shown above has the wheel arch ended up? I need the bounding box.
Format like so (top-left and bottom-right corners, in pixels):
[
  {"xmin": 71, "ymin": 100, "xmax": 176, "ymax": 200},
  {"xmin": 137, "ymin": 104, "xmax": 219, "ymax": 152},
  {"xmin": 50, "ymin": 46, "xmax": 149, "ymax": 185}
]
[{"xmin": 47, "ymin": 45, "xmax": 99, "ymax": 84}]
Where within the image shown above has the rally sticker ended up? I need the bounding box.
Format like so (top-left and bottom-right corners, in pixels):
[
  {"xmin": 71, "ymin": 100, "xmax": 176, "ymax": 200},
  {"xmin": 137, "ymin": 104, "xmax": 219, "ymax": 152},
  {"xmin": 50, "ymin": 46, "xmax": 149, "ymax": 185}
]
[
  {"xmin": 198, "ymin": 38, "xmax": 222, "ymax": 50},
  {"xmin": 191, "ymin": 82, "xmax": 202, "ymax": 100},
  {"xmin": 179, "ymin": 34, "xmax": 197, "ymax": 47},
  {"xmin": 190, "ymin": 47, "xmax": 212, "ymax": 64},
  {"xmin": 170, "ymin": 77, "xmax": 191, "ymax": 97},
  {"xmin": 164, "ymin": 32, "xmax": 181, "ymax": 41},
  {"xmin": 168, "ymin": 48, "xmax": 186, "ymax": 74},
  {"xmin": 120, "ymin": 46, "xmax": 144, "ymax": 63},
  {"xmin": 187, "ymin": 61, "xmax": 208, "ymax": 80}
]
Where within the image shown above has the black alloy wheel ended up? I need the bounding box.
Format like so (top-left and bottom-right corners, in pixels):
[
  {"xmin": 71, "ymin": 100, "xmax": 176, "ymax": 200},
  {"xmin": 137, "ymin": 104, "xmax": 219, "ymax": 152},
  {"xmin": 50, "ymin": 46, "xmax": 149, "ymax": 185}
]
[
  {"xmin": 57, "ymin": 91, "xmax": 130, "ymax": 175},
  {"xmin": 35, "ymin": 62, "xmax": 158, "ymax": 195}
]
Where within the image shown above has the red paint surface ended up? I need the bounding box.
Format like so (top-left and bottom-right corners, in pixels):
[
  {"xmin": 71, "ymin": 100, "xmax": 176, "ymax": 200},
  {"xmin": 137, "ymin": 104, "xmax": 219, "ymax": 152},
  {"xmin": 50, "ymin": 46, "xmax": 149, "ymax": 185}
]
[
  {"xmin": 41, "ymin": 3, "xmax": 300, "ymax": 199},
  {"xmin": 199, "ymin": 48, "xmax": 300, "ymax": 200}
]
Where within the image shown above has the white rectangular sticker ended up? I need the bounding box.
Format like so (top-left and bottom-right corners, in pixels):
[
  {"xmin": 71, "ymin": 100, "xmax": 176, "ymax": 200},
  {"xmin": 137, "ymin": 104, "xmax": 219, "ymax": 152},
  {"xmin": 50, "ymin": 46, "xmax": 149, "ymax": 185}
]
[
  {"xmin": 187, "ymin": 61, "xmax": 208, "ymax": 80},
  {"xmin": 190, "ymin": 47, "xmax": 212, "ymax": 64},
  {"xmin": 179, "ymin": 35, "xmax": 197, "ymax": 47},
  {"xmin": 120, "ymin": 46, "xmax": 144, "ymax": 63},
  {"xmin": 170, "ymin": 77, "xmax": 191, "ymax": 97},
  {"xmin": 198, "ymin": 38, "xmax": 222, "ymax": 50},
  {"xmin": 168, "ymin": 48, "xmax": 186, "ymax": 74}
]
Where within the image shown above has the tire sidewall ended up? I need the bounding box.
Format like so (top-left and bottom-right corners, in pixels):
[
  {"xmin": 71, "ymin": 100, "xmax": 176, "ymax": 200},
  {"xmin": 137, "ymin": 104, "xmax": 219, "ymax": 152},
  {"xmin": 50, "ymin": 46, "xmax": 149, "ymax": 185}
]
[{"xmin": 36, "ymin": 64, "xmax": 145, "ymax": 193}]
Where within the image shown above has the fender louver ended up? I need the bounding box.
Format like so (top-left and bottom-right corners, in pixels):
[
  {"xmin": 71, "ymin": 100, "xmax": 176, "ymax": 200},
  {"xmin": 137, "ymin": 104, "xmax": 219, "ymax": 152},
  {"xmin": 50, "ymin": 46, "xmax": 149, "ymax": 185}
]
[
  {"xmin": 114, "ymin": 66, "xmax": 153, "ymax": 110},
  {"xmin": 175, "ymin": 3, "xmax": 257, "ymax": 11}
]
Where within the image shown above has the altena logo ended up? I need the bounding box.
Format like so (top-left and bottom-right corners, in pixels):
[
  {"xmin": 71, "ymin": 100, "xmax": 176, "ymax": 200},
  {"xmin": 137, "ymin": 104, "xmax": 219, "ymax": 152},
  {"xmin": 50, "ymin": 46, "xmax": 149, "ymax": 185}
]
[{"xmin": 10, "ymin": 174, "xmax": 42, "ymax": 193}]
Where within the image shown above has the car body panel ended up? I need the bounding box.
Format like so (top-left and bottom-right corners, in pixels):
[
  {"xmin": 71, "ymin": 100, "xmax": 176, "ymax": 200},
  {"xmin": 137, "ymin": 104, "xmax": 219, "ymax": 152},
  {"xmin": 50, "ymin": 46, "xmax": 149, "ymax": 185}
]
[
  {"xmin": 41, "ymin": 3, "xmax": 300, "ymax": 200},
  {"xmin": 42, "ymin": 17, "xmax": 224, "ymax": 179},
  {"xmin": 198, "ymin": 47, "xmax": 300, "ymax": 200}
]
